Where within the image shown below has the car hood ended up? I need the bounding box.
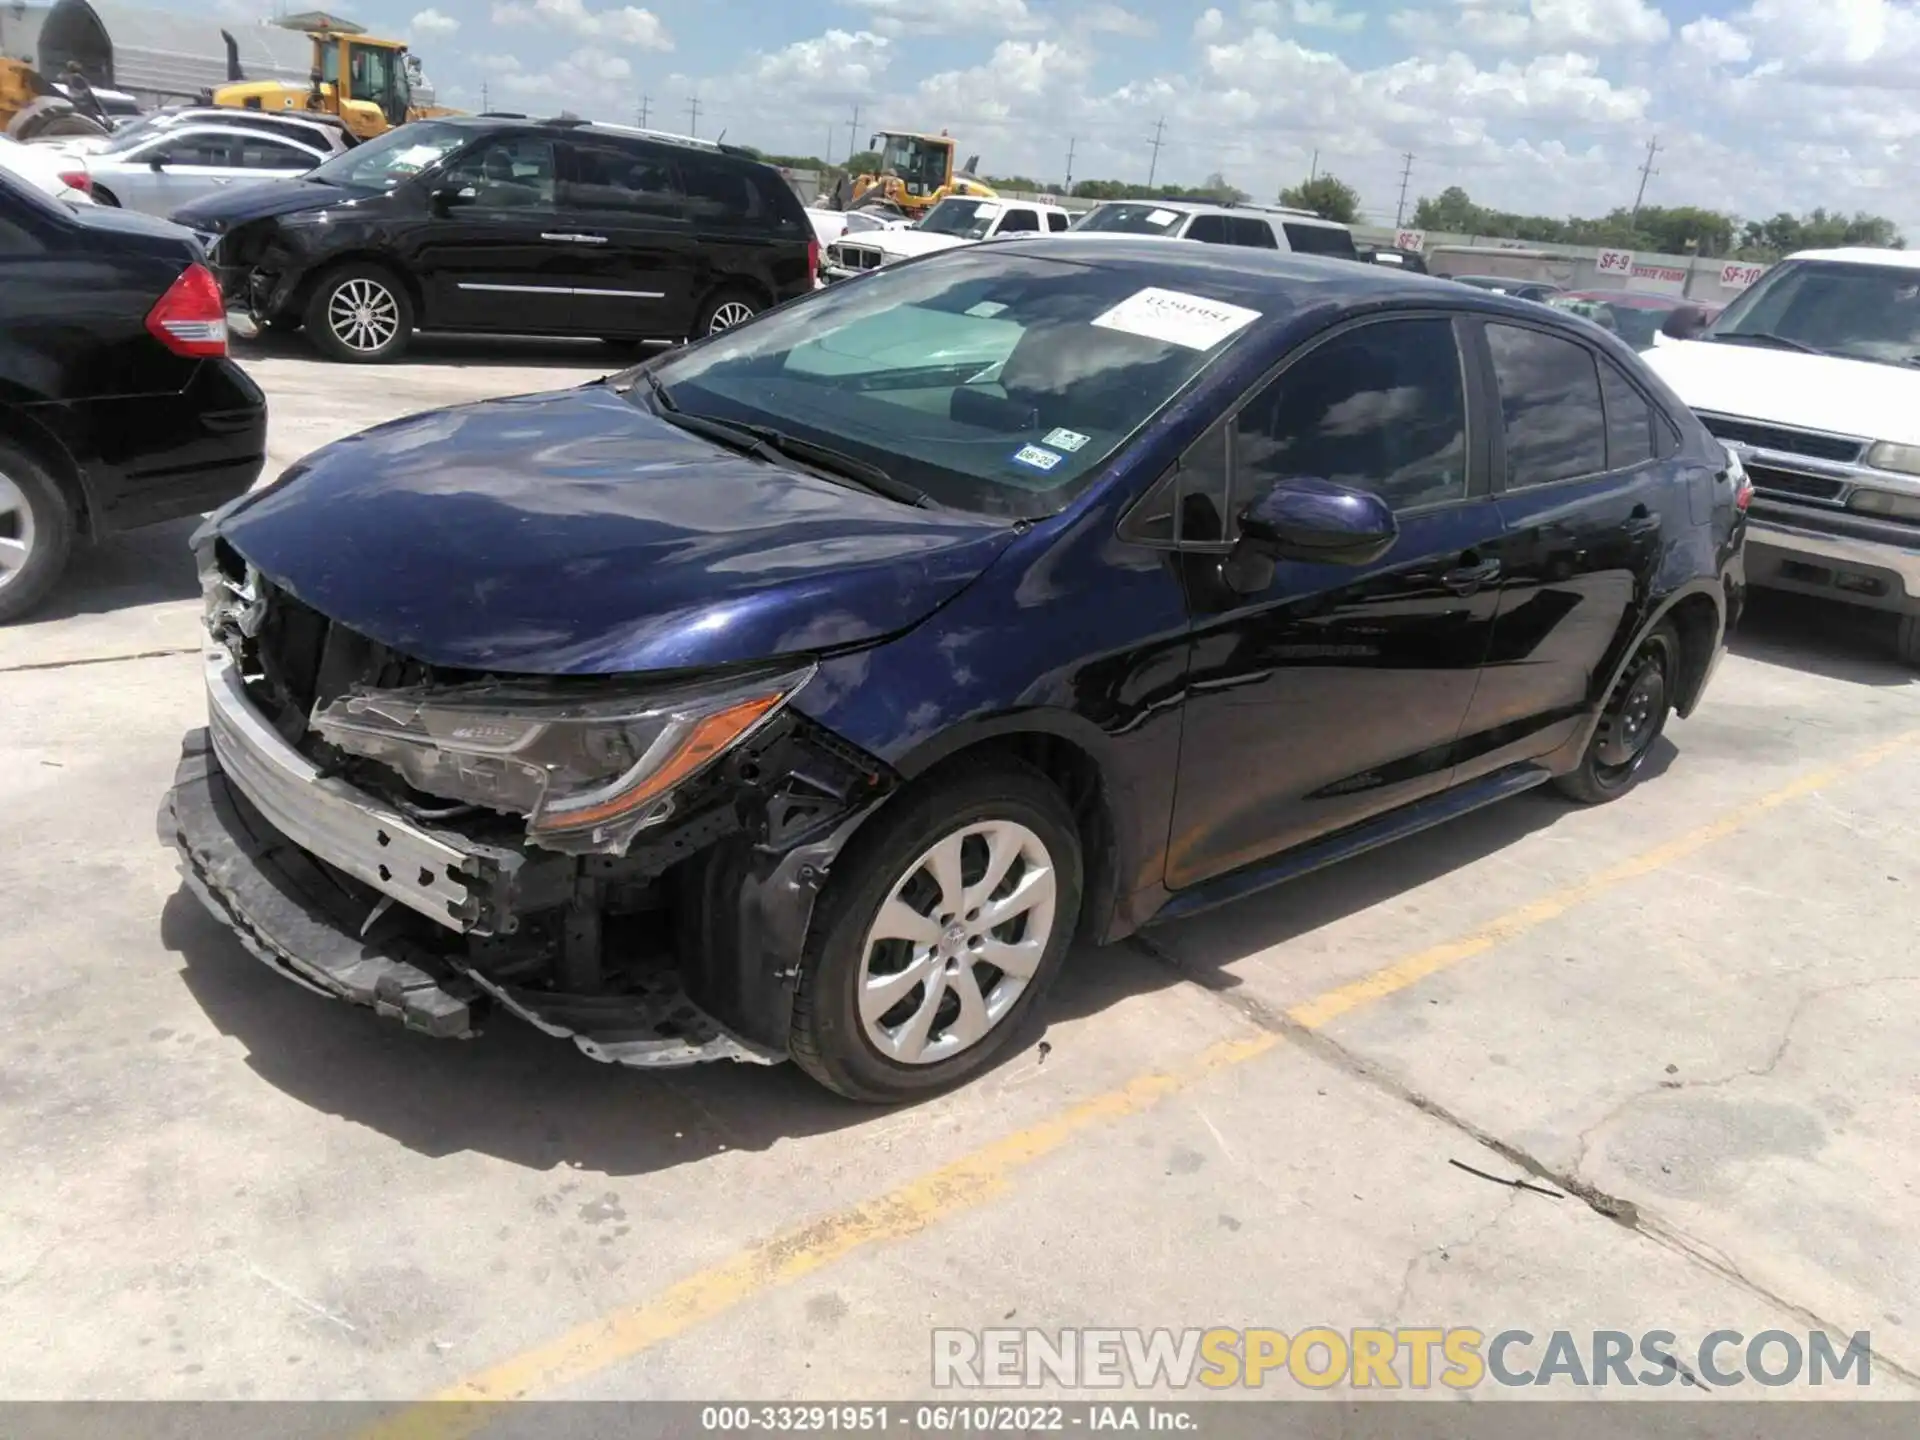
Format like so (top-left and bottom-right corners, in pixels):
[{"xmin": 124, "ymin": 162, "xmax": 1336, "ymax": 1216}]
[
  {"xmin": 1642, "ymin": 340, "xmax": 1920, "ymax": 446},
  {"xmin": 215, "ymin": 385, "xmax": 1016, "ymax": 675},
  {"xmin": 169, "ymin": 177, "xmax": 360, "ymax": 230},
  {"xmin": 871, "ymin": 230, "xmax": 973, "ymax": 260}
]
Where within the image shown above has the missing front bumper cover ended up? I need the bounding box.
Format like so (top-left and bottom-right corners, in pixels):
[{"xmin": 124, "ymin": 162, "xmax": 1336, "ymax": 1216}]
[{"xmin": 165, "ymin": 729, "xmax": 781, "ymax": 1068}]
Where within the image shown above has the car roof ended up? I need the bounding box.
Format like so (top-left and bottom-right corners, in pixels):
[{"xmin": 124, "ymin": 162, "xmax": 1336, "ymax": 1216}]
[
  {"xmin": 435, "ymin": 113, "xmax": 764, "ymax": 162},
  {"xmin": 1557, "ymin": 290, "xmax": 1681, "ymax": 308},
  {"xmin": 111, "ymin": 122, "xmax": 328, "ymax": 150},
  {"xmin": 1787, "ymin": 247, "xmax": 1920, "ymax": 269},
  {"xmin": 1087, "ymin": 197, "xmax": 1348, "ymax": 229}
]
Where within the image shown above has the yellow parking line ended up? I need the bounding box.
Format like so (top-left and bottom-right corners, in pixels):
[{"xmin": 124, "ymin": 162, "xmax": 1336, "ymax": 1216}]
[{"xmin": 358, "ymin": 727, "xmax": 1920, "ymax": 1436}]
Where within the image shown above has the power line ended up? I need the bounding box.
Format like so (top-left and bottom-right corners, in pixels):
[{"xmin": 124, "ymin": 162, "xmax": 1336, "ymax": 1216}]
[
  {"xmin": 1394, "ymin": 151, "xmax": 1415, "ymax": 227},
  {"xmin": 1064, "ymin": 135, "xmax": 1076, "ymax": 194},
  {"xmin": 1145, "ymin": 117, "xmax": 1166, "ymax": 188},
  {"xmin": 846, "ymin": 104, "xmax": 862, "ymax": 163},
  {"xmin": 686, "ymin": 94, "xmax": 701, "ymax": 136},
  {"xmin": 1630, "ymin": 137, "xmax": 1662, "ymax": 225}
]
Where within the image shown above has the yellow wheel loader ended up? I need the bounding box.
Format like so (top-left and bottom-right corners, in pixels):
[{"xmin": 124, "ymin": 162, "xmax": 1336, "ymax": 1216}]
[
  {"xmin": 1, "ymin": 58, "xmax": 115, "ymax": 141},
  {"xmin": 851, "ymin": 130, "xmax": 996, "ymax": 219},
  {"xmin": 211, "ymin": 25, "xmax": 455, "ymax": 141}
]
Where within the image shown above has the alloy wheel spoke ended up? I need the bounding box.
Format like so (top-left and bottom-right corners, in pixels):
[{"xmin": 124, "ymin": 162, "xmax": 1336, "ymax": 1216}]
[
  {"xmin": 861, "ymin": 951, "xmax": 936, "ymax": 1026},
  {"xmin": 980, "ymin": 863, "xmax": 1054, "ymax": 931},
  {"xmin": 963, "ymin": 826, "xmax": 1024, "ymax": 915},
  {"xmin": 923, "ymin": 832, "xmax": 967, "ymax": 918},
  {"xmin": 977, "ymin": 935, "xmax": 1044, "ymax": 981},
  {"xmin": 886, "ymin": 968, "xmax": 948, "ymax": 1062},
  {"xmin": 943, "ymin": 964, "xmax": 991, "ymax": 1051},
  {"xmin": 871, "ymin": 898, "xmax": 941, "ymax": 946}
]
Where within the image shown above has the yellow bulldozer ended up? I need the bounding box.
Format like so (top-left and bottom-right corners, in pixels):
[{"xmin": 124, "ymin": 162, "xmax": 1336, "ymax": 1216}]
[
  {"xmin": 0, "ymin": 57, "xmax": 116, "ymax": 141},
  {"xmin": 851, "ymin": 129, "xmax": 996, "ymax": 218},
  {"xmin": 210, "ymin": 21, "xmax": 457, "ymax": 141}
]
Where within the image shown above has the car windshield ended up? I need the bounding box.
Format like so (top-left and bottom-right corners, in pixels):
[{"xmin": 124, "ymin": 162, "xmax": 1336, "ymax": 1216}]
[
  {"xmin": 304, "ymin": 121, "xmax": 465, "ymax": 191},
  {"xmin": 99, "ymin": 110, "xmax": 188, "ymax": 154},
  {"xmin": 642, "ymin": 250, "xmax": 1269, "ymax": 518},
  {"xmin": 1705, "ymin": 259, "xmax": 1920, "ymax": 366},
  {"xmin": 1549, "ymin": 295, "xmax": 1669, "ymax": 349},
  {"xmin": 1075, "ymin": 203, "xmax": 1186, "ymax": 236},
  {"xmin": 920, "ymin": 198, "xmax": 1002, "ymax": 239}
]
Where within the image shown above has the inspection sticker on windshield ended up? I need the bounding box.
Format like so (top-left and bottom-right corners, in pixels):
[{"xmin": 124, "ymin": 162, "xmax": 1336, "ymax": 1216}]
[
  {"xmin": 1012, "ymin": 445, "xmax": 1064, "ymax": 472},
  {"xmin": 1043, "ymin": 427, "xmax": 1090, "ymax": 452},
  {"xmin": 1091, "ymin": 287, "xmax": 1261, "ymax": 351}
]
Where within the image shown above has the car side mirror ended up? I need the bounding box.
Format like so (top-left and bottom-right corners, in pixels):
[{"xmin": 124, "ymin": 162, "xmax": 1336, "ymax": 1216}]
[
  {"xmin": 431, "ymin": 184, "xmax": 477, "ymax": 214},
  {"xmin": 1238, "ymin": 477, "xmax": 1398, "ymax": 567},
  {"xmin": 148, "ymin": 156, "xmax": 168, "ymax": 171},
  {"xmin": 1661, "ymin": 304, "xmax": 1709, "ymax": 341}
]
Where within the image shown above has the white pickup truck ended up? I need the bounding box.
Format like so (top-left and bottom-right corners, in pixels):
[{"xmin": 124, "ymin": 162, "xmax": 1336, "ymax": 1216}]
[
  {"xmin": 1642, "ymin": 248, "xmax": 1920, "ymax": 666},
  {"xmin": 823, "ymin": 195, "xmax": 1073, "ymax": 281}
]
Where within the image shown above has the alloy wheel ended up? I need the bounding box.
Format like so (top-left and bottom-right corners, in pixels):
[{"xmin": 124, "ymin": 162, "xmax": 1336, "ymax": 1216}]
[
  {"xmin": 857, "ymin": 820, "xmax": 1059, "ymax": 1065},
  {"xmin": 1593, "ymin": 637, "xmax": 1669, "ymax": 777},
  {"xmin": 0, "ymin": 470, "xmax": 37, "ymax": 596},
  {"xmin": 708, "ymin": 300, "xmax": 756, "ymax": 333},
  {"xmin": 327, "ymin": 277, "xmax": 401, "ymax": 355}
]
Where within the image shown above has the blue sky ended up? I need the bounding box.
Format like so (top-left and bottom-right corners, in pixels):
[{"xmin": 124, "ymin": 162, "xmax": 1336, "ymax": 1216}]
[{"xmin": 203, "ymin": 0, "xmax": 1920, "ymax": 233}]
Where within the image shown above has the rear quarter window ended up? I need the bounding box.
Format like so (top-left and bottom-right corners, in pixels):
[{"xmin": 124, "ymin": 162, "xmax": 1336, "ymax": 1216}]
[
  {"xmin": 1281, "ymin": 222, "xmax": 1357, "ymax": 258},
  {"xmin": 682, "ymin": 156, "xmax": 800, "ymax": 231}
]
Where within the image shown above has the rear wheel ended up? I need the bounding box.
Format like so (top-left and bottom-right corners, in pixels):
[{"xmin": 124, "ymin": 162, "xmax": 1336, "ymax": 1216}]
[
  {"xmin": 0, "ymin": 441, "xmax": 76, "ymax": 624},
  {"xmin": 303, "ymin": 263, "xmax": 412, "ymax": 363},
  {"xmin": 693, "ymin": 287, "xmax": 759, "ymax": 338},
  {"xmin": 790, "ymin": 763, "xmax": 1083, "ymax": 1102},
  {"xmin": 1554, "ymin": 622, "xmax": 1679, "ymax": 804}
]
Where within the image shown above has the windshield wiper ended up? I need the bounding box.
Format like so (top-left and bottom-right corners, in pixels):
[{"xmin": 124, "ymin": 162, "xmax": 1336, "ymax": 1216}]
[
  {"xmin": 636, "ymin": 386, "xmax": 933, "ymax": 508},
  {"xmin": 1711, "ymin": 331, "xmax": 1827, "ymax": 356}
]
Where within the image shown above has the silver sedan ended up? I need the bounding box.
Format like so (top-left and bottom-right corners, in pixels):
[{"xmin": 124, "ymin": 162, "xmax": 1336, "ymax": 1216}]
[{"xmin": 73, "ymin": 122, "xmax": 329, "ymax": 216}]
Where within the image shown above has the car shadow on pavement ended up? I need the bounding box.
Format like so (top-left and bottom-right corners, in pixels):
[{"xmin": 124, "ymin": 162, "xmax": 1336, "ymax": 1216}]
[
  {"xmin": 234, "ymin": 330, "xmax": 656, "ymax": 371},
  {"xmin": 1730, "ymin": 590, "xmax": 1912, "ymax": 686},
  {"xmin": 35, "ymin": 515, "xmax": 201, "ymax": 621}
]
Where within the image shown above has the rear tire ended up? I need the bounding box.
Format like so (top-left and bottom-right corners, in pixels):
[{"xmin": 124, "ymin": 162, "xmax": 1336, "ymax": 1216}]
[
  {"xmin": 1897, "ymin": 613, "xmax": 1920, "ymax": 669},
  {"xmin": 90, "ymin": 184, "xmax": 121, "ymax": 207},
  {"xmin": 0, "ymin": 441, "xmax": 77, "ymax": 624},
  {"xmin": 692, "ymin": 286, "xmax": 760, "ymax": 339},
  {"xmin": 790, "ymin": 762, "xmax": 1083, "ymax": 1103},
  {"xmin": 1554, "ymin": 621, "xmax": 1679, "ymax": 804},
  {"xmin": 303, "ymin": 262, "xmax": 412, "ymax": 363}
]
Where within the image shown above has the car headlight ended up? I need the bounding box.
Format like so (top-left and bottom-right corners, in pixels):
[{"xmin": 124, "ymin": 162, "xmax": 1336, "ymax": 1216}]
[
  {"xmin": 1849, "ymin": 489, "xmax": 1920, "ymax": 521},
  {"xmin": 312, "ymin": 666, "xmax": 813, "ymax": 854},
  {"xmin": 1864, "ymin": 441, "xmax": 1920, "ymax": 477}
]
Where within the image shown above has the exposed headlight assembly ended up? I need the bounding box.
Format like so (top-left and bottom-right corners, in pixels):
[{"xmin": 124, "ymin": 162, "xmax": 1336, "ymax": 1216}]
[
  {"xmin": 1864, "ymin": 441, "xmax": 1920, "ymax": 477},
  {"xmin": 312, "ymin": 666, "xmax": 813, "ymax": 855}
]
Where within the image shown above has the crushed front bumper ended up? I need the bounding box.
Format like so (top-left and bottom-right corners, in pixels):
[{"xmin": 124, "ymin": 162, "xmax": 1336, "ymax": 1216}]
[{"xmin": 164, "ymin": 650, "xmax": 782, "ymax": 1068}]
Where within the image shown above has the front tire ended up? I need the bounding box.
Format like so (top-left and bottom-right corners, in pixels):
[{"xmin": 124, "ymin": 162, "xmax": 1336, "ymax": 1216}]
[
  {"xmin": 303, "ymin": 263, "xmax": 413, "ymax": 363},
  {"xmin": 1554, "ymin": 621, "xmax": 1679, "ymax": 804},
  {"xmin": 790, "ymin": 763, "xmax": 1083, "ymax": 1102},
  {"xmin": 0, "ymin": 441, "xmax": 77, "ymax": 624}
]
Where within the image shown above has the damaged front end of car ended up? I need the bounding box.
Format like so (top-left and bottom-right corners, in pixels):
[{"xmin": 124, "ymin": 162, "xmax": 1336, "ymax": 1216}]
[{"xmin": 165, "ymin": 536, "xmax": 898, "ymax": 1069}]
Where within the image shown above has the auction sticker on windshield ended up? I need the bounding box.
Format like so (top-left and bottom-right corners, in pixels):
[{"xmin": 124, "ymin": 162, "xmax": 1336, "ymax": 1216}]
[
  {"xmin": 1043, "ymin": 427, "xmax": 1090, "ymax": 452},
  {"xmin": 1092, "ymin": 288, "xmax": 1261, "ymax": 351},
  {"xmin": 1147, "ymin": 208, "xmax": 1179, "ymax": 226}
]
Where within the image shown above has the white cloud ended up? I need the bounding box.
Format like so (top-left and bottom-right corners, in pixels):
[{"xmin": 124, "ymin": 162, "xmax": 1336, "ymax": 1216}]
[
  {"xmin": 841, "ymin": 0, "xmax": 1043, "ymax": 37},
  {"xmin": 1680, "ymin": 16, "xmax": 1753, "ymax": 64},
  {"xmin": 1392, "ymin": 0, "xmax": 1668, "ymax": 50},
  {"xmin": 1081, "ymin": 3, "xmax": 1156, "ymax": 35},
  {"xmin": 489, "ymin": 0, "xmax": 672, "ymax": 49},
  {"xmin": 919, "ymin": 39, "xmax": 1093, "ymax": 121},
  {"xmin": 1194, "ymin": 6, "xmax": 1227, "ymax": 39},
  {"xmin": 752, "ymin": 29, "xmax": 893, "ymax": 93},
  {"xmin": 409, "ymin": 7, "xmax": 459, "ymax": 36},
  {"xmin": 495, "ymin": 45, "xmax": 632, "ymax": 106},
  {"xmin": 1292, "ymin": 0, "xmax": 1367, "ymax": 31}
]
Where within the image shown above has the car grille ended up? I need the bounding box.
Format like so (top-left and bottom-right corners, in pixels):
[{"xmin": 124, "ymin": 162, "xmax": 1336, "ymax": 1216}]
[
  {"xmin": 1698, "ymin": 414, "xmax": 1864, "ymax": 463},
  {"xmin": 830, "ymin": 243, "xmax": 885, "ymax": 271},
  {"xmin": 1744, "ymin": 464, "xmax": 1846, "ymax": 503}
]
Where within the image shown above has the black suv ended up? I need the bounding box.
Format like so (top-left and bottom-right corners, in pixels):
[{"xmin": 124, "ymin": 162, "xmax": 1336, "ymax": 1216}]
[{"xmin": 169, "ymin": 116, "xmax": 818, "ymax": 362}]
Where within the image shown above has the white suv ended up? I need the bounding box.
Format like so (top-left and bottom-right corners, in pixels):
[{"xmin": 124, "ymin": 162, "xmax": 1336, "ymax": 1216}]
[
  {"xmin": 1642, "ymin": 247, "xmax": 1920, "ymax": 665},
  {"xmin": 824, "ymin": 195, "xmax": 1073, "ymax": 279},
  {"xmin": 1071, "ymin": 199, "xmax": 1358, "ymax": 259}
]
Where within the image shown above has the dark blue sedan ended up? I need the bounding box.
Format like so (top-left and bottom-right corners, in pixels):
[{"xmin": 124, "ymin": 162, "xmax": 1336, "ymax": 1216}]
[{"xmin": 167, "ymin": 238, "xmax": 1748, "ymax": 1101}]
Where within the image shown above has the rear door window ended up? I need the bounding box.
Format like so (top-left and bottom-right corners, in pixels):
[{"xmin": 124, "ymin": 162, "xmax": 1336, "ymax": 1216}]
[
  {"xmin": 996, "ymin": 207, "xmax": 1040, "ymax": 233},
  {"xmin": 1227, "ymin": 217, "xmax": 1277, "ymax": 249},
  {"xmin": 1184, "ymin": 214, "xmax": 1230, "ymax": 245},
  {"xmin": 681, "ymin": 155, "xmax": 769, "ymax": 228},
  {"xmin": 1281, "ymin": 222, "xmax": 1357, "ymax": 258},
  {"xmin": 1486, "ymin": 323, "xmax": 1608, "ymax": 486},
  {"xmin": 152, "ymin": 133, "xmax": 237, "ymax": 166},
  {"xmin": 236, "ymin": 136, "xmax": 319, "ymax": 171},
  {"xmin": 561, "ymin": 140, "xmax": 680, "ymax": 218}
]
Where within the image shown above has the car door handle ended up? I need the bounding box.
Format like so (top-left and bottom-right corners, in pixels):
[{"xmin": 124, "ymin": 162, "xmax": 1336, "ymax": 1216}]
[{"xmin": 1440, "ymin": 556, "xmax": 1502, "ymax": 594}]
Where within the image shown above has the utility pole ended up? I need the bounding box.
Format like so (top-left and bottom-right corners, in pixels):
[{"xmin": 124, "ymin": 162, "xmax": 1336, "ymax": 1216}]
[
  {"xmin": 846, "ymin": 104, "xmax": 862, "ymax": 164},
  {"xmin": 480, "ymin": 80, "xmax": 489, "ymax": 111},
  {"xmin": 686, "ymin": 95, "xmax": 701, "ymax": 136},
  {"xmin": 1630, "ymin": 137, "xmax": 1661, "ymax": 226},
  {"xmin": 635, "ymin": 94, "xmax": 650, "ymax": 128},
  {"xmin": 1393, "ymin": 151, "xmax": 1414, "ymax": 227},
  {"xmin": 1064, "ymin": 135, "xmax": 1076, "ymax": 195},
  {"xmin": 1309, "ymin": 148, "xmax": 1318, "ymax": 183},
  {"xmin": 1146, "ymin": 117, "xmax": 1166, "ymax": 188}
]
